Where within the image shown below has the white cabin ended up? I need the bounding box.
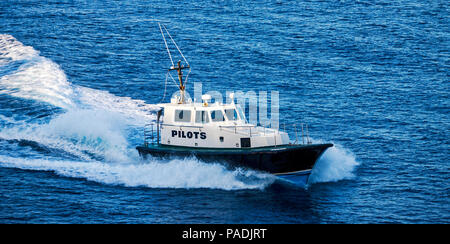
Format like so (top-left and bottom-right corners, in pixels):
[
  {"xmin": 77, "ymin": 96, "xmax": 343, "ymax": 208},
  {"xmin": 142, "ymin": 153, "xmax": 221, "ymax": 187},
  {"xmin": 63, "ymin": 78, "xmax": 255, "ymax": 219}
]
[{"xmin": 157, "ymin": 94, "xmax": 290, "ymax": 149}]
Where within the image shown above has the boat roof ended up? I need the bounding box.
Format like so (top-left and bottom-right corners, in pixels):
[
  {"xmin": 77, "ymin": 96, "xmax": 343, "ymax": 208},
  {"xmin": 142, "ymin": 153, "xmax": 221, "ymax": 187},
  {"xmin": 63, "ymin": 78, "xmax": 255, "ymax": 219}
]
[{"xmin": 157, "ymin": 102, "xmax": 240, "ymax": 110}]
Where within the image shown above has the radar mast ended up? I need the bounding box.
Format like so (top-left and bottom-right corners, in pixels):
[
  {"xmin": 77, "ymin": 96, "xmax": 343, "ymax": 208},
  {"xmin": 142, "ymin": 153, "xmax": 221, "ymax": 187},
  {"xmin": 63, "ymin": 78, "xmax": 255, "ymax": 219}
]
[{"xmin": 158, "ymin": 23, "xmax": 190, "ymax": 104}]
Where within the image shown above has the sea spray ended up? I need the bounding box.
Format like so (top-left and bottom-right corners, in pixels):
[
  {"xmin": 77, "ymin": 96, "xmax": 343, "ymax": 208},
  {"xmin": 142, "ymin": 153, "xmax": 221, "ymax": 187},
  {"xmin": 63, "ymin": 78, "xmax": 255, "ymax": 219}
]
[
  {"xmin": 309, "ymin": 142, "xmax": 360, "ymax": 184},
  {"xmin": 0, "ymin": 155, "xmax": 274, "ymax": 190}
]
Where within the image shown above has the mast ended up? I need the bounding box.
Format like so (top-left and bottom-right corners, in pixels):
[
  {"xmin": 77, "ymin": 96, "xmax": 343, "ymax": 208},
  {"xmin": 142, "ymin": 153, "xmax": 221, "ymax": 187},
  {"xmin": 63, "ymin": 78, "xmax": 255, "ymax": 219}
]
[
  {"xmin": 169, "ymin": 60, "xmax": 190, "ymax": 103},
  {"xmin": 158, "ymin": 23, "xmax": 191, "ymax": 104}
]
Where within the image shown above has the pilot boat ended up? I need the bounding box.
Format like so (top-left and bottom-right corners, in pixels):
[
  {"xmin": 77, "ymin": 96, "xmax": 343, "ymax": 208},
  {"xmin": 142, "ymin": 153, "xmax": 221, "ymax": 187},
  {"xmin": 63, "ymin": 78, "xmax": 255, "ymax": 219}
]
[{"xmin": 136, "ymin": 24, "xmax": 333, "ymax": 186}]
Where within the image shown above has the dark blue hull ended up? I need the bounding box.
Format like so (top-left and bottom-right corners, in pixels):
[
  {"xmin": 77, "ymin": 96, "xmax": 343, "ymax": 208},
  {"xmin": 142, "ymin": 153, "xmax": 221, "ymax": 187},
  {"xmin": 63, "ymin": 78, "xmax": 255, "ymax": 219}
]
[
  {"xmin": 137, "ymin": 143, "xmax": 332, "ymax": 185},
  {"xmin": 276, "ymin": 170, "xmax": 312, "ymax": 186}
]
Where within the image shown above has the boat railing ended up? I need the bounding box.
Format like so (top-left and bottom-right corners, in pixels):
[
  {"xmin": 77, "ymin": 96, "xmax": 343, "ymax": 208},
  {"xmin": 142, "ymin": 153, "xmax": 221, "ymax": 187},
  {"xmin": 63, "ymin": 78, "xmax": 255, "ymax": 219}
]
[
  {"xmin": 143, "ymin": 122, "xmax": 204, "ymax": 146},
  {"xmin": 160, "ymin": 123, "xmax": 204, "ymax": 128},
  {"xmin": 143, "ymin": 122, "xmax": 159, "ymax": 146},
  {"xmin": 219, "ymin": 122, "xmax": 312, "ymax": 145},
  {"xmin": 281, "ymin": 122, "xmax": 312, "ymax": 145},
  {"xmin": 143, "ymin": 122, "xmax": 312, "ymax": 146},
  {"xmin": 218, "ymin": 125, "xmax": 258, "ymax": 137}
]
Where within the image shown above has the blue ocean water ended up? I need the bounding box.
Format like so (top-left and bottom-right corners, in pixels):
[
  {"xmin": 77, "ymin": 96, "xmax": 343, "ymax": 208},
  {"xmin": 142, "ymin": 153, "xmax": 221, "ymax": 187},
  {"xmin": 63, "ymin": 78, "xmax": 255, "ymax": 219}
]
[{"xmin": 0, "ymin": 0, "xmax": 448, "ymax": 224}]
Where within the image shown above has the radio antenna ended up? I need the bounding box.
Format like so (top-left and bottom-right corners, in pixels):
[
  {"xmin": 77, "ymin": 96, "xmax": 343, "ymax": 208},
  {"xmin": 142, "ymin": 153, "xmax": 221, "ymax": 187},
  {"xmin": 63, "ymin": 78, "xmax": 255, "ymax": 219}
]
[{"xmin": 158, "ymin": 23, "xmax": 190, "ymax": 104}]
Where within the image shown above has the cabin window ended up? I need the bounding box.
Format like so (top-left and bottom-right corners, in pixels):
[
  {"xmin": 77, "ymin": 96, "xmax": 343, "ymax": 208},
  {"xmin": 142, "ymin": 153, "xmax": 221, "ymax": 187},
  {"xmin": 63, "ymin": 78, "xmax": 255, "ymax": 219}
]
[
  {"xmin": 236, "ymin": 106, "xmax": 246, "ymax": 122},
  {"xmin": 225, "ymin": 109, "xmax": 238, "ymax": 121},
  {"xmin": 210, "ymin": 110, "xmax": 225, "ymax": 122},
  {"xmin": 174, "ymin": 110, "xmax": 191, "ymax": 122},
  {"xmin": 195, "ymin": 110, "xmax": 209, "ymax": 124}
]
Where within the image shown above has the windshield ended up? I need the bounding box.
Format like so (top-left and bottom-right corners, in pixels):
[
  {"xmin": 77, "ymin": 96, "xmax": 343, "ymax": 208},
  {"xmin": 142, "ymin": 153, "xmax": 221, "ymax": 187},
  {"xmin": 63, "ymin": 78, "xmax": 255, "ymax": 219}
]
[
  {"xmin": 174, "ymin": 109, "xmax": 191, "ymax": 122},
  {"xmin": 210, "ymin": 110, "xmax": 225, "ymax": 122},
  {"xmin": 225, "ymin": 109, "xmax": 238, "ymax": 121},
  {"xmin": 195, "ymin": 110, "xmax": 209, "ymax": 124},
  {"xmin": 236, "ymin": 106, "xmax": 246, "ymax": 122}
]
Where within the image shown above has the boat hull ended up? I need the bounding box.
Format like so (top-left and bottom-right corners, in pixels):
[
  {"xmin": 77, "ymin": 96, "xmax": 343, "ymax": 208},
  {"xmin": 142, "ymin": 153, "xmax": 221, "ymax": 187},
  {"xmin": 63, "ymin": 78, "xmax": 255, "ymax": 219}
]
[
  {"xmin": 136, "ymin": 143, "xmax": 333, "ymax": 186},
  {"xmin": 275, "ymin": 170, "xmax": 312, "ymax": 186}
]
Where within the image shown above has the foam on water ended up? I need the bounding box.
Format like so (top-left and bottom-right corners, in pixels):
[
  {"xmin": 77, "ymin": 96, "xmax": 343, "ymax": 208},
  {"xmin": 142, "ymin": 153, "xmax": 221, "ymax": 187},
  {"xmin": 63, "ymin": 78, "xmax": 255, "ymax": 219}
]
[
  {"xmin": 0, "ymin": 34, "xmax": 157, "ymax": 122},
  {"xmin": 310, "ymin": 141, "xmax": 360, "ymax": 184},
  {"xmin": 0, "ymin": 155, "xmax": 275, "ymax": 190},
  {"xmin": 0, "ymin": 49, "xmax": 74, "ymax": 108},
  {"xmin": 0, "ymin": 34, "xmax": 39, "ymax": 64},
  {"xmin": 0, "ymin": 34, "xmax": 359, "ymax": 190},
  {"xmin": 0, "ymin": 109, "xmax": 133, "ymax": 162}
]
